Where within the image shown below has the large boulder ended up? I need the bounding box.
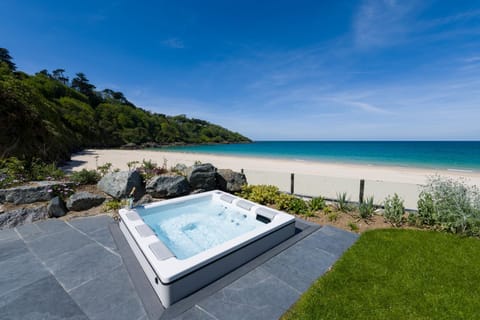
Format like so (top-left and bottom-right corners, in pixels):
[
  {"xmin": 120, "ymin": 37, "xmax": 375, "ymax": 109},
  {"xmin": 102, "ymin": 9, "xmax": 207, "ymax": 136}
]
[
  {"xmin": 97, "ymin": 171, "xmax": 145, "ymax": 201},
  {"xmin": 66, "ymin": 192, "xmax": 106, "ymax": 211},
  {"xmin": 186, "ymin": 163, "xmax": 217, "ymax": 191},
  {"xmin": 146, "ymin": 173, "xmax": 190, "ymax": 198},
  {"xmin": 0, "ymin": 181, "xmax": 73, "ymax": 205},
  {"xmin": 47, "ymin": 196, "xmax": 68, "ymax": 218},
  {"xmin": 216, "ymin": 169, "xmax": 247, "ymax": 193},
  {"xmin": 0, "ymin": 205, "xmax": 48, "ymax": 229}
]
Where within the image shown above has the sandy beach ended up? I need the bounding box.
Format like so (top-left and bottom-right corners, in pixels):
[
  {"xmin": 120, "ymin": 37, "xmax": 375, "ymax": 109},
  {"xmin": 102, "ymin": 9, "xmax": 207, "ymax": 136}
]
[{"xmin": 68, "ymin": 149, "xmax": 480, "ymax": 186}]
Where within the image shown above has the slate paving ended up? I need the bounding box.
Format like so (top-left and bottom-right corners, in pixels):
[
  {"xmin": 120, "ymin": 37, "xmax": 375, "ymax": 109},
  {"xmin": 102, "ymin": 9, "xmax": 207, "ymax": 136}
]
[{"xmin": 0, "ymin": 215, "xmax": 358, "ymax": 320}]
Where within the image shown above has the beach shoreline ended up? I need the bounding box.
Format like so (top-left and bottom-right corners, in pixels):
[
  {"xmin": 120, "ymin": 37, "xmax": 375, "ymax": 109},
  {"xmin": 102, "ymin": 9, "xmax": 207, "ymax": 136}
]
[{"xmin": 67, "ymin": 149, "xmax": 480, "ymax": 186}]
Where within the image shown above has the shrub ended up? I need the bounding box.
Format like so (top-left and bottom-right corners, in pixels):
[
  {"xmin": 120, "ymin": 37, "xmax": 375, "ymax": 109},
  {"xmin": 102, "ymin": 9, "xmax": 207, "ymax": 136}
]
[
  {"xmin": 323, "ymin": 206, "xmax": 333, "ymax": 215},
  {"xmin": 103, "ymin": 199, "xmax": 124, "ymax": 211},
  {"xmin": 336, "ymin": 192, "xmax": 351, "ymax": 212},
  {"xmin": 0, "ymin": 157, "xmax": 64, "ymax": 188},
  {"xmin": 384, "ymin": 193, "xmax": 405, "ymax": 226},
  {"xmin": 309, "ymin": 196, "xmax": 326, "ymax": 211},
  {"xmin": 48, "ymin": 183, "xmax": 75, "ymax": 200},
  {"xmin": 348, "ymin": 222, "xmax": 359, "ymax": 232},
  {"xmin": 328, "ymin": 212, "xmax": 339, "ymax": 222},
  {"xmin": 137, "ymin": 159, "xmax": 167, "ymax": 180},
  {"xmin": 97, "ymin": 162, "xmax": 113, "ymax": 176},
  {"xmin": 415, "ymin": 176, "xmax": 480, "ymax": 236},
  {"xmin": 29, "ymin": 159, "xmax": 65, "ymax": 181},
  {"xmin": 237, "ymin": 185, "xmax": 280, "ymax": 205},
  {"xmin": 359, "ymin": 196, "xmax": 375, "ymax": 219},
  {"xmin": 276, "ymin": 193, "xmax": 310, "ymax": 215},
  {"xmin": 70, "ymin": 169, "xmax": 101, "ymax": 185}
]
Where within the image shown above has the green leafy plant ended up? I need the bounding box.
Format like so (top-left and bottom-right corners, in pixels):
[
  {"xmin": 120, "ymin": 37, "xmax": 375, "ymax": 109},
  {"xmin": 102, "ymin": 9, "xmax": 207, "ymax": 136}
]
[
  {"xmin": 96, "ymin": 162, "xmax": 113, "ymax": 176},
  {"xmin": 48, "ymin": 183, "xmax": 75, "ymax": 200},
  {"xmin": 0, "ymin": 157, "xmax": 64, "ymax": 188},
  {"xmin": 29, "ymin": 159, "xmax": 64, "ymax": 181},
  {"xmin": 328, "ymin": 212, "xmax": 339, "ymax": 222},
  {"xmin": 237, "ymin": 185, "xmax": 280, "ymax": 205},
  {"xmin": 384, "ymin": 193, "xmax": 405, "ymax": 226},
  {"xmin": 70, "ymin": 169, "xmax": 101, "ymax": 185},
  {"xmin": 348, "ymin": 221, "xmax": 359, "ymax": 232},
  {"xmin": 103, "ymin": 199, "xmax": 124, "ymax": 211},
  {"xmin": 275, "ymin": 193, "xmax": 310, "ymax": 215},
  {"xmin": 309, "ymin": 196, "xmax": 326, "ymax": 211},
  {"xmin": 359, "ymin": 196, "xmax": 375, "ymax": 219},
  {"xmin": 323, "ymin": 206, "xmax": 333, "ymax": 215},
  {"xmin": 127, "ymin": 161, "xmax": 140, "ymax": 171},
  {"xmin": 137, "ymin": 159, "xmax": 168, "ymax": 180},
  {"xmin": 336, "ymin": 192, "xmax": 351, "ymax": 212},
  {"xmin": 415, "ymin": 176, "xmax": 480, "ymax": 236}
]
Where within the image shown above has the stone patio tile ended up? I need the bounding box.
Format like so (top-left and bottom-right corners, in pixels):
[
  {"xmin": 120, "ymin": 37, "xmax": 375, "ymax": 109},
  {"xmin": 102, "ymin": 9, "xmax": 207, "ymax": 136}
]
[
  {"xmin": 198, "ymin": 267, "xmax": 299, "ymax": 320},
  {"xmin": 14, "ymin": 222, "xmax": 43, "ymax": 241},
  {"xmin": 0, "ymin": 238, "xmax": 28, "ymax": 261},
  {"xmin": 300, "ymin": 226, "xmax": 358, "ymax": 258},
  {"xmin": 35, "ymin": 218, "xmax": 72, "ymax": 235},
  {"xmin": 27, "ymin": 228, "xmax": 93, "ymax": 261},
  {"xmin": 0, "ymin": 228, "xmax": 19, "ymax": 241},
  {"xmin": 89, "ymin": 226, "xmax": 117, "ymax": 251},
  {"xmin": 45, "ymin": 243, "xmax": 122, "ymax": 291},
  {"xmin": 173, "ymin": 306, "xmax": 217, "ymax": 320},
  {"xmin": 0, "ymin": 276, "xmax": 89, "ymax": 320},
  {"xmin": 70, "ymin": 265, "xmax": 146, "ymax": 320},
  {"xmin": 0, "ymin": 252, "xmax": 50, "ymax": 298},
  {"xmin": 69, "ymin": 215, "xmax": 112, "ymax": 235}
]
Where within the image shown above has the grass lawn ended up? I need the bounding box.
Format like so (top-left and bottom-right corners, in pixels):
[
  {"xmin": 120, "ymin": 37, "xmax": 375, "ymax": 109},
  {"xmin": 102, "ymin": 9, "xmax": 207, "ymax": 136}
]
[{"xmin": 282, "ymin": 229, "xmax": 480, "ymax": 319}]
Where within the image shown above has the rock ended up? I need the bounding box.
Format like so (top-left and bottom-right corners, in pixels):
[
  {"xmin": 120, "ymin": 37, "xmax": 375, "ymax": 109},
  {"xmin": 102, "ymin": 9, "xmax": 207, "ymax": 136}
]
[
  {"xmin": 66, "ymin": 192, "xmax": 106, "ymax": 211},
  {"xmin": 47, "ymin": 196, "xmax": 68, "ymax": 218},
  {"xmin": 97, "ymin": 170, "xmax": 145, "ymax": 201},
  {"xmin": 186, "ymin": 163, "xmax": 217, "ymax": 191},
  {"xmin": 0, "ymin": 205, "xmax": 48, "ymax": 229},
  {"xmin": 120, "ymin": 143, "xmax": 139, "ymax": 150},
  {"xmin": 146, "ymin": 174, "xmax": 190, "ymax": 198},
  {"xmin": 134, "ymin": 194, "xmax": 154, "ymax": 206},
  {"xmin": 216, "ymin": 169, "xmax": 247, "ymax": 193},
  {"xmin": 0, "ymin": 181, "xmax": 73, "ymax": 205}
]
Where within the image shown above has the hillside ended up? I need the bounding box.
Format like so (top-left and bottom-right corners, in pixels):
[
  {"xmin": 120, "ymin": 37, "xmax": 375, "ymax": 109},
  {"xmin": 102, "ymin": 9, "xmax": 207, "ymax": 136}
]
[{"xmin": 0, "ymin": 49, "xmax": 250, "ymax": 162}]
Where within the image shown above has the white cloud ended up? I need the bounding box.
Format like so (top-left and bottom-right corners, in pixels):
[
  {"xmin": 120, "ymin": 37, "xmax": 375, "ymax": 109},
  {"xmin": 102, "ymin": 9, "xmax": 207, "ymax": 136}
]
[{"xmin": 161, "ymin": 38, "xmax": 185, "ymax": 49}]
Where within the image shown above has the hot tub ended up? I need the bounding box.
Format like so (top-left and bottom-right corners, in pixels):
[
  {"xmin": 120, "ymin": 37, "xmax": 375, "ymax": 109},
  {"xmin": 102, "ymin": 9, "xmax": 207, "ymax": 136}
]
[{"xmin": 119, "ymin": 190, "xmax": 296, "ymax": 307}]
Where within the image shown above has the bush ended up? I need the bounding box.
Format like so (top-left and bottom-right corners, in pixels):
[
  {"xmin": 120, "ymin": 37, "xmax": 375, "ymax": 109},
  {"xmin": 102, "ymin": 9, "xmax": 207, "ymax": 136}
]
[
  {"xmin": 348, "ymin": 222, "xmax": 359, "ymax": 232},
  {"xmin": 137, "ymin": 159, "xmax": 168, "ymax": 180},
  {"xmin": 103, "ymin": 199, "xmax": 124, "ymax": 211},
  {"xmin": 276, "ymin": 193, "xmax": 310, "ymax": 215},
  {"xmin": 415, "ymin": 176, "xmax": 480, "ymax": 236},
  {"xmin": 359, "ymin": 196, "xmax": 375, "ymax": 219},
  {"xmin": 29, "ymin": 159, "xmax": 65, "ymax": 181},
  {"xmin": 384, "ymin": 193, "xmax": 405, "ymax": 226},
  {"xmin": 336, "ymin": 192, "xmax": 351, "ymax": 212},
  {"xmin": 309, "ymin": 196, "xmax": 326, "ymax": 211},
  {"xmin": 0, "ymin": 157, "xmax": 64, "ymax": 188},
  {"xmin": 237, "ymin": 185, "xmax": 280, "ymax": 205},
  {"xmin": 70, "ymin": 169, "xmax": 101, "ymax": 185}
]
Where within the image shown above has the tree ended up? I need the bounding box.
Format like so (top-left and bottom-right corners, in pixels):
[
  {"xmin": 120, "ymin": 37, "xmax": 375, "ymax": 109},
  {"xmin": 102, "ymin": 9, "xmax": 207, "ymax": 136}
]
[
  {"xmin": 71, "ymin": 72, "xmax": 95, "ymax": 96},
  {"xmin": 0, "ymin": 48, "xmax": 16, "ymax": 71},
  {"xmin": 52, "ymin": 69, "xmax": 69, "ymax": 85}
]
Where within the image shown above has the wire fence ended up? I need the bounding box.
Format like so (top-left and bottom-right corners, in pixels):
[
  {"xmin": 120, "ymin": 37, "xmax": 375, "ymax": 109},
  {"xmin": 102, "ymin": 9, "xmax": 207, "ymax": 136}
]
[{"xmin": 242, "ymin": 169, "xmax": 421, "ymax": 210}]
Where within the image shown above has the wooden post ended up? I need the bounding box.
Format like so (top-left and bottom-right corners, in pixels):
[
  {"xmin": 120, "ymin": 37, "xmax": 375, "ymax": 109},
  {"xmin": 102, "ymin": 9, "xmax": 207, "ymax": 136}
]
[
  {"xmin": 359, "ymin": 179, "xmax": 365, "ymax": 204},
  {"xmin": 241, "ymin": 168, "xmax": 244, "ymax": 174},
  {"xmin": 291, "ymin": 173, "xmax": 295, "ymax": 195}
]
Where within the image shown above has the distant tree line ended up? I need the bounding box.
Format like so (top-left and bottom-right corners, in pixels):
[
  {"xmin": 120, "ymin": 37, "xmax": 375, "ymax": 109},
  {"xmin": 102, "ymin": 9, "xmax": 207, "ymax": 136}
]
[{"xmin": 0, "ymin": 48, "xmax": 250, "ymax": 162}]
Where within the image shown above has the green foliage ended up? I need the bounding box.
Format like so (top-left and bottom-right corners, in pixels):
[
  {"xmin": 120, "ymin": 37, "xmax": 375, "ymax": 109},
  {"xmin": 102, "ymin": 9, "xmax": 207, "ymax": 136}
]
[
  {"xmin": 276, "ymin": 193, "xmax": 310, "ymax": 215},
  {"xmin": 323, "ymin": 206, "xmax": 333, "ymax": 215},
  {"xmin": 0, "ymin": 49, "xmax": 251, "ymax": 162},
  {"xmin": 237, "ymin": 185, "xmax": 280, "ymax": 205},
  {"xmin": 359, "ymin": 196, "xmax": 375, "ymax": 219},
  {"xmin": 384, "ymin": 193, "xmax": 405, "ymax": 226},
  {"xmin": 103, "ymin": 199, "xmax": 124, "ymax": 212},
  {"xmin": 137, "ymin": 159, "xmax": 168, "ymax": 180},
  {"xmin": 336, "ymin": 192, "xmax": 351, "ymax": 212},
  {"xmin": 70, "ymin": 169, "xmax": 101, "ymax": 185},
  {"xmin": 96, "ymin": 163, "xmax": 113, "ymax": 177},
  {"xmin": 414, "ymin": 176, "xmax": 480, "ymax": 236},
  {"xmin": 0, "ymin": 157, "xmax": 64, "ymax": 188},
  {"xmin": 309, "ymin": 196, "xmax": 326, "ymax": 211},
  {"xmin": 348, "ymin": 222, "xmax": 359, "ymax": 232},
  {"xmin": 328, "ymin": 212, "xmax": 339, "ymax": 222},
  {"xmin": 48, "ymin": 183, "xmax": 75, "ymax": 200},
  {"xmin": 283, "ymin": 229, "xmax": 480, "ymax": 320}
]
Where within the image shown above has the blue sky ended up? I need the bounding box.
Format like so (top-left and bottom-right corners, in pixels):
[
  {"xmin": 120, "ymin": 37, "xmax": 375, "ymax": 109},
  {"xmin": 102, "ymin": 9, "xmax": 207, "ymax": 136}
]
[{"xmin": 2, "ymin": 0, "xmax": 480, "ymax": 140}]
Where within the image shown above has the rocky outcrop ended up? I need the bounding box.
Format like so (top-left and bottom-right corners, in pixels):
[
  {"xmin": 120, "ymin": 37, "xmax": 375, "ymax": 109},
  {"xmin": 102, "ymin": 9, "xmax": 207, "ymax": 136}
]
[
  {"xmin": 47, "ymin": 196, "xmax": 68, "ymax": 218},
  {"xmin": 134, "ymin": 194, "xmax": 154, "ymax": 206},
  {"xmin": 66, "ymin": 192, "xmax": 106, "ymax": 211},
  {"xmin": 146, "ymin": 174, "xmax": 190, "ymax": 198},
  {"xmin": 216, "ymin": 169, "xmax": 247, "ymax": 193},
  {"xmin": 97, "ymin": 171, "xmax": 145, "ymax": 201},
  {"xmin": 186, "ymin": 163, "xmax": 217, "ymax": 191},
  {"xmin": 0, "ymin": 205, "xmax": 48, "ymax": 229},
  {"xmin": 0, "ymin": 181, "xmax": 72, "ymax": 205}
]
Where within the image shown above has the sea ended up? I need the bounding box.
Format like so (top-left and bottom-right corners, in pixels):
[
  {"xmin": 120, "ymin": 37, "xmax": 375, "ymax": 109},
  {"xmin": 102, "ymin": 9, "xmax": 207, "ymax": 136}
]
[{"xmin": 160, "ymin": 141, "xmax": 480, "ymax": 172}]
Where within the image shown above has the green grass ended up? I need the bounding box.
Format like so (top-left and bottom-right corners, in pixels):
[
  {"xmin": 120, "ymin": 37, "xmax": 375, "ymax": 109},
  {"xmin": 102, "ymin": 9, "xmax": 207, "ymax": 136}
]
[{"xmin": 282, "ymin": 229, "xmax": 480, "ymax": 320}]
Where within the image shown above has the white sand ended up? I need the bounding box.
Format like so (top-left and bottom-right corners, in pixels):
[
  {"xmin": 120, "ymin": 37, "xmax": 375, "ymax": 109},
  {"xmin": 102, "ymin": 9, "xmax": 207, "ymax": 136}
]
[{"xmin": 68, "ymin": 149, "xmax": 480, "ymax": 186}]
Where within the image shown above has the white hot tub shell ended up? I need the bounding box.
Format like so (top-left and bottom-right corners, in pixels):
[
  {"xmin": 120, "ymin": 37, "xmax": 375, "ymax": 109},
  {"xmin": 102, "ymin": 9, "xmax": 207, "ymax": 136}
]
[{"xmin": 119, "ymin": 190, "xmax": 296, "ymax": 307}]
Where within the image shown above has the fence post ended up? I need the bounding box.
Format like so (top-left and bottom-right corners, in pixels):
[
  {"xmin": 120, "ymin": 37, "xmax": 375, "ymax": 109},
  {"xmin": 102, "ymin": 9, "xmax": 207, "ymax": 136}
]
[
  {"xmin": 290, "ymin": 173, "xmax": 295, "ymax": 195},
  {"xmin": 359, "ymin": 179, "xmax": 365, "ymax": 204},
  {"xmin": 241, "ymin": 168, "xmax": 244, "ymax": 174}
]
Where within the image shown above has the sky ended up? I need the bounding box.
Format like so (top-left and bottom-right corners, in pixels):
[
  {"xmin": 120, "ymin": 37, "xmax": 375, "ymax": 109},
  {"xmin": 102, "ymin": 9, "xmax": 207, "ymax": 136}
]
[{"xmin": 2, "ymin": 0, "xmax": 480, "ymax": 140}]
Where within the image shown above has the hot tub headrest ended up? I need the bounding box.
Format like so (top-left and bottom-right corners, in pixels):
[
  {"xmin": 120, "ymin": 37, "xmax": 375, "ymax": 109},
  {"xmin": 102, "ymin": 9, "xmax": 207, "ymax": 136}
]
[
  {"xmin": 255, "ymin": 207, "xmax": 278, "ymax": 221},
  {"xmin": 149, "ymin": 241, "xmax": 175, "ymax": 261}
]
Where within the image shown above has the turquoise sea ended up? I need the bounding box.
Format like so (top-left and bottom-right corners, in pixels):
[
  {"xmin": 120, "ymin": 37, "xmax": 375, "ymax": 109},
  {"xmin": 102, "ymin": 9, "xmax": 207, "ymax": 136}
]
[{"xmin": 161, "ymin": 141, "xmax": 480, "ymax": 172}]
